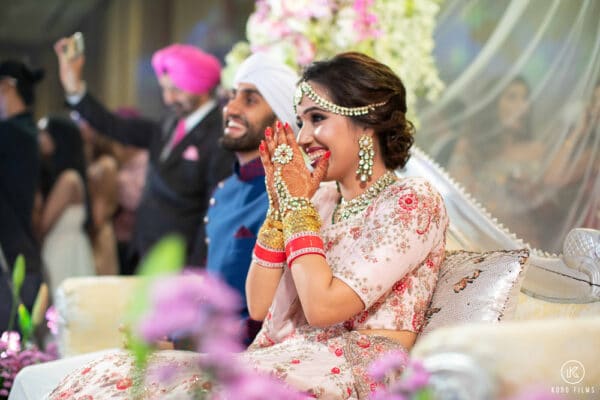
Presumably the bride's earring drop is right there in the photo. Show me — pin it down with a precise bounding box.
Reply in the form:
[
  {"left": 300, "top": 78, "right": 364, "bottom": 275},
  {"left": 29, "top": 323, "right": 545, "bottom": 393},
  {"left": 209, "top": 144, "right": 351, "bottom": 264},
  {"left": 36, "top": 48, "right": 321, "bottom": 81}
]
[{"left": 357, "top": 134, "right": 374, "bottom": 183}]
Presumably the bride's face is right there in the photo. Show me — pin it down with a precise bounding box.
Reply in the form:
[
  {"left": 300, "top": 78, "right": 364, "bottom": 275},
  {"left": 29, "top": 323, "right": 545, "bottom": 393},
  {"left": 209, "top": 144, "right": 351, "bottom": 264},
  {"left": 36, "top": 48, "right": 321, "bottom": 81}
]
[{"left": 295, "top": 82, "right": 365, "bottom": 183}]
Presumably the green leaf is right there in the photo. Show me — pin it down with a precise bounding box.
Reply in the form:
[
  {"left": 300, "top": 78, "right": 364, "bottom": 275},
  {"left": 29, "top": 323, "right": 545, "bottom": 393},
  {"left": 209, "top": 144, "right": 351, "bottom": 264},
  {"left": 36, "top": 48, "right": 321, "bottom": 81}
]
[
  {"left": 123, "top": 236, "right": 185, "bottom": 378},
  {"left": 31, "top": 283, "right": 49, "bottom": 328},
  {"left": 129, "top": 336, "right": 152, "bottom": 369},
  {"left": 7, "top": 254, "right": 26, "bottom": 332},
  {"left": 12, "top": 254, "right": 25, "bottom": 299},
  {"left": 137, "top": 235, "right": 185, "bottom": 277},
  {"left": 413, "top": 388, "right": 434, "bottom": 400},
  {"left": 126, "top": 235, "right": 185, "bottom": 321},
  {"left": 18, "top": 303, "right": 33, "bottom": 344},
  {"left": 126, "top": 336, "right": 152, "bottom": 398}
]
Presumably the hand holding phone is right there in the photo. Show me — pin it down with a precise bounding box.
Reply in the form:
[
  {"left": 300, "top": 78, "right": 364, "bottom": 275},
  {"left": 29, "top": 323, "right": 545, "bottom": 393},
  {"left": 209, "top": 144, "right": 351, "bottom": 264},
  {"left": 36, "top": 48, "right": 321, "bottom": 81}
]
[
  {"left": 54, "top": 33, "right": 86, "bottom": 95},
  {"left": 63, "top": 32, "right": 85, "bottom": 60}
]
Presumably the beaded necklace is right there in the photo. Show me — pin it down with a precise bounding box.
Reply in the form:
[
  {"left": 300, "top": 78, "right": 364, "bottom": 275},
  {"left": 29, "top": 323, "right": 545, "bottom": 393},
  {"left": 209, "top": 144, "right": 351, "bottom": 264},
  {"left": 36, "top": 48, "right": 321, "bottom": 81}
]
[{"left": 332, "top": 170, "right": 397, "bottom": 223}]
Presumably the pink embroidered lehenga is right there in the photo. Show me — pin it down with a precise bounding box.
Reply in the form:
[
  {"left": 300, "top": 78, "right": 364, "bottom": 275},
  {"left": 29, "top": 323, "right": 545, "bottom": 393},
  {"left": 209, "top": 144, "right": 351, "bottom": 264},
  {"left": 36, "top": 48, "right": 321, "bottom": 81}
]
[{"left": 48, "top": 176, "right": 447, "bottom": 400}]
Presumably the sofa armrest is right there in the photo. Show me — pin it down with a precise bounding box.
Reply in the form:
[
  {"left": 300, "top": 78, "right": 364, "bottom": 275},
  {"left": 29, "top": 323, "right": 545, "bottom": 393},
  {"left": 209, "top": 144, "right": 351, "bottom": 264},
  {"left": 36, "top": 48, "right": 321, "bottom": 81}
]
[
  {"left": 514, "top": 291, "right": 600, "bottom": 321},
  {"left": 412, "top": 317, "right": 600, "bottom": 397},
  {"left": 55, "top": 276, "right": 142, "bottom": 357}
]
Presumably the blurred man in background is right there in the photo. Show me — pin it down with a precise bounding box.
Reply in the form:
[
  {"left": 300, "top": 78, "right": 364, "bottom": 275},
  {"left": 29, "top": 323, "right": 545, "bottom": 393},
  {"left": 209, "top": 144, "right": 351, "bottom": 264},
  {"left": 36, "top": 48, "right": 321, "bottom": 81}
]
[{"left": 54, "top": 39, "right": 234, "bottom": 267}]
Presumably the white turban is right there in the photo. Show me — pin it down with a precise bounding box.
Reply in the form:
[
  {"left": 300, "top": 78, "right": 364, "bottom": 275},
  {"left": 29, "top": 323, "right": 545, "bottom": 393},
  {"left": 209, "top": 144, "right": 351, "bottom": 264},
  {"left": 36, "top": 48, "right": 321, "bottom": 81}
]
[{"left": 233, "top": 53, "right": 299, "bottom": 133}]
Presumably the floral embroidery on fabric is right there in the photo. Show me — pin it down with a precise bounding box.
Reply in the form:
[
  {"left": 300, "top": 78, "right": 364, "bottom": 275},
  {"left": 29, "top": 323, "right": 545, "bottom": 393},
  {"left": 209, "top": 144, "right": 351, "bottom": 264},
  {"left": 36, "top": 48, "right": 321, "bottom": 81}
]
[
  {"left": 317, "top": 178, "right": 448, "bottom": 331},
  {"left": 115, "top": 377, "right": 132, "bottom": 390},
  {"left": 398, "top": 192, "right": 418, "bottom": 211}
]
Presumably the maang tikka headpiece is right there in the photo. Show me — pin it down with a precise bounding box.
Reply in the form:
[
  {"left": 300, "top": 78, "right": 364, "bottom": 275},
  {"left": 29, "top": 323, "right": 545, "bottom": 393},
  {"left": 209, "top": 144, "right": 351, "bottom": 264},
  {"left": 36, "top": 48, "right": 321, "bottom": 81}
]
[{"left": 294, "top": 81, "right": 386, "bottom": 116}]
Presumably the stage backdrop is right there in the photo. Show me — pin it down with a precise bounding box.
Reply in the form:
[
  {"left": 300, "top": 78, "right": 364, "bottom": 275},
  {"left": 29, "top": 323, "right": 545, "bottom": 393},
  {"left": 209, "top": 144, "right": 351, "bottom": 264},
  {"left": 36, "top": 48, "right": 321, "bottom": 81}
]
[{"left": 227, "top": 0, "right": 600, "bottom": 253}]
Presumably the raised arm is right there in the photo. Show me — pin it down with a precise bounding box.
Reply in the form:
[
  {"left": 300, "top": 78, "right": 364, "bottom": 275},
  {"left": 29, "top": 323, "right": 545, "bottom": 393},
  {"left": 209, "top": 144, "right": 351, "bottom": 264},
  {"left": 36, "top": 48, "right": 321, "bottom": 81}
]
[
  {"left": 289, "top": 255, "right": 363, "bottom": 327},
  {"left": 54, "top": 37, "right": 160, "bottom": 148},
  {"left": 245, "top": 260, "right": 284, "bottom": 320},
  {"left": 289, "top": 193, "right": 447, "bottom": 328},
  {"left": 245, "top": 126, "right": 286, "bottom": 319}
]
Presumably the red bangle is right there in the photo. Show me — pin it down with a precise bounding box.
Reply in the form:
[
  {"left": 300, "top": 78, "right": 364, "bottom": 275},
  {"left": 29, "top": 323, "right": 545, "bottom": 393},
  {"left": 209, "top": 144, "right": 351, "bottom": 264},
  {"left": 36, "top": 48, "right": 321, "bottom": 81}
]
[
  {"left": 253, "top": 242, "right": 286, "bottom": 268},
  {"left": 285, "top": 234, "right": 325, "bottom": 267}
]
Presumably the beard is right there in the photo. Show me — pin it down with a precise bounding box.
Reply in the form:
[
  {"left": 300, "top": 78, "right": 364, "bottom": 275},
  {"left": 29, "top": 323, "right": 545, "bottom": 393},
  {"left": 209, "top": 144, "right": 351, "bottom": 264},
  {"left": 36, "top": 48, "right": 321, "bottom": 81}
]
[
  {"left": 170, "top": 96, "right": 202, "bottom": 119},
  {"left": 221, "top": 113, "right": 276, "bottom": 152}
]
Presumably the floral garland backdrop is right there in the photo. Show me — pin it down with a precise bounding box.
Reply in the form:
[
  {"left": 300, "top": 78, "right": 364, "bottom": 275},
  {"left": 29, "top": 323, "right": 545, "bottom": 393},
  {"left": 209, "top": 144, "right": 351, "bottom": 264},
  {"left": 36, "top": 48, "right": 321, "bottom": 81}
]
[{"left": 223, "top": 0, "right": 445, "bottom": 123}]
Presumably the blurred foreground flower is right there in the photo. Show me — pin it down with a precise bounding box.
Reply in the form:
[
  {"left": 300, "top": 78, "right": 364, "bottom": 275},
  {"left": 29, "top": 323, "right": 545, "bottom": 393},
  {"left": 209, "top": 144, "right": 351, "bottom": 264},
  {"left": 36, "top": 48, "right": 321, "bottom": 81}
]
[
  {"left": 0, "top": 333, "right": 57, "bottom": 398},
  {"left": 137, "top": 272, "right": 244, "bottom": 355},
  {"left": 45, "top": 306, "right": 58, "bottom": 336},
  {"left": 129, "top": 236, "right": 306, "bottom": 399},
  {"left": 135, "top": 272, "right": 305, "bottom": 399},
  {"left": 368, "top": 350, "right": 432, "bottom": 400},
  {"left": 0, "top": 256, "right": 57, "bottom": 399}
]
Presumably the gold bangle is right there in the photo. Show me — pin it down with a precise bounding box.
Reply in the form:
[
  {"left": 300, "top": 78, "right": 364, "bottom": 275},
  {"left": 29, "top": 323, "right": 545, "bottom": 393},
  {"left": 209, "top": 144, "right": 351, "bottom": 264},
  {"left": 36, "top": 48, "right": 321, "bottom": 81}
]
[
  {"left": 282, "top": 204, "right": 322, "bottom": 242},
  {"left": 257, "top": 217, "right": 284, "bottom": 251}
]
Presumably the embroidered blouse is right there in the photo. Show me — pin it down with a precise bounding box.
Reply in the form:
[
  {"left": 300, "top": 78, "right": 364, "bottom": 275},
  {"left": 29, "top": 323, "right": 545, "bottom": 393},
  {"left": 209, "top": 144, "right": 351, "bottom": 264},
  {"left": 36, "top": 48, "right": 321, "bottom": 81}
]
[{"left": 253, "top": 176, "right": 448, "bottom": 347}]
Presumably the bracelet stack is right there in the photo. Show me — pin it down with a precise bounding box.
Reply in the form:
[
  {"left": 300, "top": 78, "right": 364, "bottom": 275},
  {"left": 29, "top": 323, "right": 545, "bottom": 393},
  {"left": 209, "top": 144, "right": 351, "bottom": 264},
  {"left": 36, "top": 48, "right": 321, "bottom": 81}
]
[
  {"left": 282, "top": 203, "right": 325, "bottom": 267},
  {"left": 252, "top": 217, "right": 285, "bottom": 268},
  {"left": 266, "top": 142, "right": 327, "bottom": 268}
]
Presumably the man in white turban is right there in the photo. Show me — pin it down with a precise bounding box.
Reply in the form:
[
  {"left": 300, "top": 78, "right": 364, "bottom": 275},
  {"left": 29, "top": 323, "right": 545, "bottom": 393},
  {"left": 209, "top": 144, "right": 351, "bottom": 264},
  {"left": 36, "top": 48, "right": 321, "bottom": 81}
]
[{"left": 197, "top": 53, "right": 298, "bottom": 343}]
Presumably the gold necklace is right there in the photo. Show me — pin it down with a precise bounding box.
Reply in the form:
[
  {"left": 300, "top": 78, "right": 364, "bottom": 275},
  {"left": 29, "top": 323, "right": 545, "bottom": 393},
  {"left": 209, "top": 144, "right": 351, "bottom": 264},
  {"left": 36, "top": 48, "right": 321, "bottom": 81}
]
[{"left": 332, "top": 171, "right": 397, "bottom": 223}]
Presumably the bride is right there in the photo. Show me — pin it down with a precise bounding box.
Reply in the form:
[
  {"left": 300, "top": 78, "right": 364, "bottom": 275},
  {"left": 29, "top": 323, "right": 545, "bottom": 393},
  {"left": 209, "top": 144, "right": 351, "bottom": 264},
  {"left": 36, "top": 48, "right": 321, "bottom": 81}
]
[{"left": 45, "top": 52, "right": 448, "bottom": 400}]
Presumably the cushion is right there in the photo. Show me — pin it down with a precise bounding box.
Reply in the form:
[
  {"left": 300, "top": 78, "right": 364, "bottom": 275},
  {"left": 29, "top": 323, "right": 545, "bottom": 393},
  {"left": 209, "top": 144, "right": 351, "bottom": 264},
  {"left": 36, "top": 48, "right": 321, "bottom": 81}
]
[
  {"left": 420, "top": 249, "right": 529, "bottom": 336},
  {"left": 55, "top": 276, "right": 141, "bottom": 357}
]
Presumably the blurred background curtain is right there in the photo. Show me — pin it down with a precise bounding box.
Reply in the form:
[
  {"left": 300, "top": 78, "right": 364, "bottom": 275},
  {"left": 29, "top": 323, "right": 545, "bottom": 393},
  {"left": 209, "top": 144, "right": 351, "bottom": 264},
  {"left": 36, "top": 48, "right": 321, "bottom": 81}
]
[
  {"left": 416, "top": 0, "right": 600, "bottom": 253},
  {"left": 0, "top": 0, "right": 253, "bottom": 118}
]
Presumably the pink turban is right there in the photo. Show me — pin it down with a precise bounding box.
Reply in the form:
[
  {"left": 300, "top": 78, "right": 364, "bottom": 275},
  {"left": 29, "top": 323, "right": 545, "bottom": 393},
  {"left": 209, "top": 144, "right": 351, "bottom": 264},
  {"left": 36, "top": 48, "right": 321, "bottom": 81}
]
[{"left": 151, "top": 44, "right": 221, "bottom": 94}]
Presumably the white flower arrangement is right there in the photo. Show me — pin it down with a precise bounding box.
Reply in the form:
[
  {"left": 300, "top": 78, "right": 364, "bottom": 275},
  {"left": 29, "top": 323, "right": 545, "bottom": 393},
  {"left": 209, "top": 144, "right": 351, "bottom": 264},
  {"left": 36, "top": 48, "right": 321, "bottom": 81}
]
[{"left": 222, "top": 0, "right": 445, "bottom": 123}]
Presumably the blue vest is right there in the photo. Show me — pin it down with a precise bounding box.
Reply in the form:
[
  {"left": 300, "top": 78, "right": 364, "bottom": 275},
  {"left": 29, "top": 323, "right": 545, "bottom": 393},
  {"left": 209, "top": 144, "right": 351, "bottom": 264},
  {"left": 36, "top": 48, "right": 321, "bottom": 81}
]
[{"left": 205, "top": 158, "right": 268, "bottom": 318}]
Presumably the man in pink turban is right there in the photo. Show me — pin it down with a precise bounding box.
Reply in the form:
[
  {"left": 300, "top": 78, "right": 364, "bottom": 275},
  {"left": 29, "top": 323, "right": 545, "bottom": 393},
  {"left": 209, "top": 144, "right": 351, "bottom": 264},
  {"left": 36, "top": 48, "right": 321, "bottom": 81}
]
[
  {"left": 54, "top": 39, "right": 234, "bottom": 268},
  {"left": 151, "top": 44, "right": 221, "bottom": 108}
]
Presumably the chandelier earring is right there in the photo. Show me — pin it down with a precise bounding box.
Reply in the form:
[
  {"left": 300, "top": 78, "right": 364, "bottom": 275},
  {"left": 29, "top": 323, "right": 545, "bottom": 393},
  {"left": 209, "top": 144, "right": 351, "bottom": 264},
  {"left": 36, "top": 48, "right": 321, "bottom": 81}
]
[{"left": 356, "top": 134, "right": 374, "bottom": 183}]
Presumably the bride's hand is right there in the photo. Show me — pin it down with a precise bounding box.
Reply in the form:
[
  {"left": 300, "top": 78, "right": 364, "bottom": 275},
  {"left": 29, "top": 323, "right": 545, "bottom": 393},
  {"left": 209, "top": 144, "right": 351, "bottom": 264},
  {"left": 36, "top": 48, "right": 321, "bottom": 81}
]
[
  {"left": 263, "top": 121, "right": 329, "bottom": 201},
  {"left": 259, "top": 126, "right": 280, "bottom": 217}
]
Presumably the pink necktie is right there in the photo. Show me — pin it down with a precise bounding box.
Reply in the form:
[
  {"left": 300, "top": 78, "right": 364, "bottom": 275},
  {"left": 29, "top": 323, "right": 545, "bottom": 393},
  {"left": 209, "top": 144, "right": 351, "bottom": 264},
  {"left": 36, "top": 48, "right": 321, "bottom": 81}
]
[{"left": 171, "top": 119, "right": 186, "bottom": 148}]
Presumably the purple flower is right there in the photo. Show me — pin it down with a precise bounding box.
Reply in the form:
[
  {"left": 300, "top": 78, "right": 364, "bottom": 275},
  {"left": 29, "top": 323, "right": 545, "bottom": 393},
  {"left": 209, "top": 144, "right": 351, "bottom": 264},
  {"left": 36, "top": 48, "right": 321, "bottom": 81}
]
[
  {"left": 45, "top": 306, "right": 59, "bottom": 335},
  {"left": 391, "top": 360, "right": 430, "bottom": 392},
  {"left": 197, "top": 273, "right": 242, "bottom": 314},
  {"left": 136, "top": 272, "right": 242, "bottom": 342},
  {"left": 368, "top": 350, "right": 409, "bottom": 381},
  {"left": 134, "top": 270, "right": 307, "bottom": 399},
  {"left": 370, "top": 392, "right": 407, "bottom": 400},
  {"left": 0, "top": 336, "right": 57, "bottom": 398},
  {"left": 0, "top": 331, "right": 21, "bottom": 355},
  {"left": 200, "top": 332, "right": 244, "bottom": 356},
  {"left": 221, "top": 370, "right": 308, "bottom": 400},
  {"left": 369, "top": 352, "right": 432, "bottom": 400},
  {"left": 145, "top": 361, "right": 180, "bottom": 385}
]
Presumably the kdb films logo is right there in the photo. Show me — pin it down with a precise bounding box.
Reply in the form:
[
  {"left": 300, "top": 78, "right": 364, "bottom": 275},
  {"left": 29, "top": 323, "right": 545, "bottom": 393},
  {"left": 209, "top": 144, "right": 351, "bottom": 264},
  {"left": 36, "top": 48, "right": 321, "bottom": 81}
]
[
  {"left": 561, "top": 360, "right": 585, "bottom": 385},
  {"left": 552, "top": 360, "right": 595, "bottom": 396}
]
